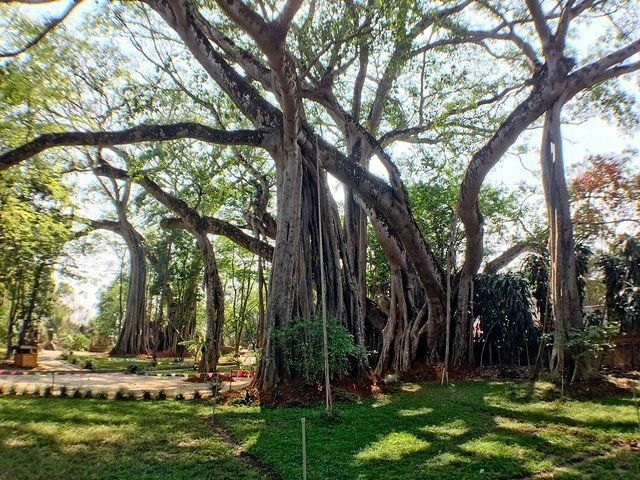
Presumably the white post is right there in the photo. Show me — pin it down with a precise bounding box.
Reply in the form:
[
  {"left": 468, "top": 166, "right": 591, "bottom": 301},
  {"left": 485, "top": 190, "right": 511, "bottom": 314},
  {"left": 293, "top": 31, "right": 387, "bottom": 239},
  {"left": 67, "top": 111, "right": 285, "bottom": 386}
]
[{"left": 301, "top": 417, "right": 307, "bottom": 480}]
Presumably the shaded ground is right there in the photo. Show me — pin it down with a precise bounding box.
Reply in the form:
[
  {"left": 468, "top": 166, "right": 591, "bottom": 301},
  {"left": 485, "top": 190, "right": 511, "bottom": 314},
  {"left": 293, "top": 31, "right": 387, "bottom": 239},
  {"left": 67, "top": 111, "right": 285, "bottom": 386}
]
[{"left": 0, "top": 397, "right": 268, "bottom": 480}]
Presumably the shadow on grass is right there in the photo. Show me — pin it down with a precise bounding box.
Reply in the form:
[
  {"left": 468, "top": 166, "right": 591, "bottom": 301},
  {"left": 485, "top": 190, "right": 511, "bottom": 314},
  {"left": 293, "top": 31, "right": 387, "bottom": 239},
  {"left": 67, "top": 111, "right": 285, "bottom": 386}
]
[
  {"left": 217, "top": 381, "right": 639, "bottom": 480},
  {"left": 0, "top": 397, "right": 266, "bottom": 480}
]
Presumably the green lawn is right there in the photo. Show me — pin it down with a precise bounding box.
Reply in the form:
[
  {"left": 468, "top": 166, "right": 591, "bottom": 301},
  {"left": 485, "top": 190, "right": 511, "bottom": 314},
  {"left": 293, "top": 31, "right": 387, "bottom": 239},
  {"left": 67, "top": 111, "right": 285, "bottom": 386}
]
[
  {"left": 72, "top": 356, "right": 194, "bottom": 372},
  {"left": 1, "top": 381, "right": 638, "bottom": 480},
  {"left": 0, "top": 397, "right": 266, "bottom": 480},
  {"left": 217, "top": 381, "right": 640, "bottom": 480},
  {"left": 66, "top": 355, "right": 243, "bottom": 375}
]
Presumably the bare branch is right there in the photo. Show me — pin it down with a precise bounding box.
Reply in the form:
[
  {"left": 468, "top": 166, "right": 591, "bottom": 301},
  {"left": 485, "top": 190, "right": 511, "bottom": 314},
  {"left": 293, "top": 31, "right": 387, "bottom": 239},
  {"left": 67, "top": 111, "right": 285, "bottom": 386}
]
[
  {"left": 0, "top": 0, "right": 82, "bottom": 58},
  {"left": 525, "top": 0, "right": 553, "bottom": 53},
  {"left": 482, "top": 241, "right": 543, "bottom": 275},
  {"left": 275, "top": 0, "right": 303, "bottom": 33},
  {"left": 162, "top": 217, "right": 274, "bottom": 260}
]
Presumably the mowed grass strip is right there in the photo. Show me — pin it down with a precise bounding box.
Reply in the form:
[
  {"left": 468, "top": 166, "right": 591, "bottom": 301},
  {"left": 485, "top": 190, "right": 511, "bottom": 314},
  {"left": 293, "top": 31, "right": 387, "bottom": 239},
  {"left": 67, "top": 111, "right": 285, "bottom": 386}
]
[
  {"left": 217, "top": 381, "right": 640, "bottom": 480},
  {"left": 0, "top": 397, "right": 266, "bottom": 480}
]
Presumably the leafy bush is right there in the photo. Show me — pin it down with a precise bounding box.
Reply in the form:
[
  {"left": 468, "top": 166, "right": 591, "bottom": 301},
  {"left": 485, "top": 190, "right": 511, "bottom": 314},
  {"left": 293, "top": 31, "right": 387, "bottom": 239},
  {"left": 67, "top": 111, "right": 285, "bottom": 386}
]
[
  {"left": 192, "top": 389, "right": 202, "bottom": 401},
  {"left": 156, "top": 389, "right": 167, "bottom": 400},
  {"left": 43, "top": 386, "right": 53, "bottom": 397},
  {"left": 271, "top": 317, "right": 365, "bottom": 385},
  {"left": 83, "top": 389, "right": 93, "bottom": 399},
  {"left": 566, "top": 321, "right": 619, "bottom": 362},
  {"left": 142, "top": 390, "right": 152, "bottom": 401},
  {"left": 115, "top": 387, "right": 131, "bottom": 400},
  {"left": 72, "top": 388, "right": 83, "bottom": 399},
  {"left": 83, "top": 360, "right": 93, "bottom": 370},
  {"left": 58, "top": 333, "right": 91, "bottom": 353},
  {"left": 96, "top": 390, "right": 108, "bottom": 400},
  {"left": 59, "top": 385, "right": 69, "bottom": 398},
  {"left": 8, "top": 385, "right": 17, "bottom": 396},
  {"left": 126, "top": 363, "right": 140, "bottom": 374},
  {"left": 175, "top": 391, "right": 185, "bottom": 401}
]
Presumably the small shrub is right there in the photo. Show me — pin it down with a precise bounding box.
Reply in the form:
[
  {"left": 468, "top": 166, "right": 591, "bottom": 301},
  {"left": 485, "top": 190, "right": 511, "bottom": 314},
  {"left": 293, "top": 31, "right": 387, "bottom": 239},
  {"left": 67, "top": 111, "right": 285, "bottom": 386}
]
[
  {"left": 83, "top": 389, "right": 93, "bottom": 399},
  {"left": 8, "top": 385, "right": 17, "bottom": 396},
  {"left": 566, "top": 321, "right": 619, "bottom": 362},
  {"left": 71, "top": 357, "right": 79, "bottom": 365},
  {"left": 83, "top": 360, "right": 93, "bottom": 370},
  {"left": 0, "top": 385, "right": 3, "bottom": 395},
  {"left": 126, "top": 363, "right": 140, "bottom": 374},
  {"left": 59, "top": 385, "right": 69, "bottom": 398},
  {"left": 43, "top": 386, "right": 54, "bottom": 397},
  {"left": 156, "top": 389, "right": 167, "bottom": 401},
  {"left": 72, "top": 388, "right": 83, "bottom": 399},
  {"left": 192, "top": 389, "right": 202, "bottom": 401},
  {"left": 115, "top": 387, "right": 131, "bottom": 401},
  {"left": 142, "top": 390, "right": 152, "bottom": 401},
  {"left": 175, "top": 391, "right": 185, "bottom": 401},
  {"left": 209, "top": 382, "right": 220, "bottom": 397},
  {"left": 58, "top": 332, "right": 91, "bottom": 353},
  {"left": 383, "top": 373, "right": 400, "bottom": 385},
  {"left": 96, "top": 390, "right": 108, "bottom": 400},
  {"left": 272, "top": 317, "right": 365, "bottom": 385},
  {"left": 32, "top": 386, "right": 41, "bottom": 397}
]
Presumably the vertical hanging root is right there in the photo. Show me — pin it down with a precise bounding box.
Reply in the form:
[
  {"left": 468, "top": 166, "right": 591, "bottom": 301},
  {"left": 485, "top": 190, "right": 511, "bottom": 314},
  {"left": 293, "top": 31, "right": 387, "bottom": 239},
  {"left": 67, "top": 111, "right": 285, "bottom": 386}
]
[{"left": 316, "top": 148, "right": 332, "bottom": 415}]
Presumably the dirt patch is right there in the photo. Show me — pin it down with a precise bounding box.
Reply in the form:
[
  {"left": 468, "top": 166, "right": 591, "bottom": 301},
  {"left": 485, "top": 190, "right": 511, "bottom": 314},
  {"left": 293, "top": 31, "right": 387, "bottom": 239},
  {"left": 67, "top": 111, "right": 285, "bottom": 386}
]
[
  {"left": 248, "top": 378, "right": 376, "bottom": 408},
  {"left": 397, "top": 363, "right": 477, "bottom": 382},
  {"left": 563, "top": 373, "right": 635, "bottom": 399}
]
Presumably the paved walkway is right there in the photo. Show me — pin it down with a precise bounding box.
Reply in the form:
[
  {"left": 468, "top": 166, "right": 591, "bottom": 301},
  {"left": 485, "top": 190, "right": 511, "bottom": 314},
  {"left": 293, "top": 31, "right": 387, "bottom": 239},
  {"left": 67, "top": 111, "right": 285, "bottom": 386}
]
[{"left": 0, "top": 350, "right": 251, "bottom": 397}]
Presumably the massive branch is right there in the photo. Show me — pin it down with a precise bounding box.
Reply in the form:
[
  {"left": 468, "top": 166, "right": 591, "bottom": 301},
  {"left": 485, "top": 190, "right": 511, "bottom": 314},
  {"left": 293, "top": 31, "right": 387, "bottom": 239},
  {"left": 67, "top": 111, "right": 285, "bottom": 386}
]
[
  {"left": 0, "top": 123, "right": 274, "bottom": 171},
  {"left": 161, "top": 216, "right": 274, "bottom": 260}
]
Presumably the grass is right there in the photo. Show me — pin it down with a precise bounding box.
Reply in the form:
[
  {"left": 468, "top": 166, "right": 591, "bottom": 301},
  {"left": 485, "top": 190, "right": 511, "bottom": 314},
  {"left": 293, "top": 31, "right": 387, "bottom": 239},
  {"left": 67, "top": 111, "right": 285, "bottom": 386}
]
[
  {"left": 77, "top": 356, "right": 193, "bottom": 372},
  {"left": 217, "top": 381, "right": 640, "bottom": 480},
  {"left": 66, "top": 355, "right": 245, "bottom": 374},
  {"left": 1, "top": 381, "right": 637, "bottom": 479},
  {"left": 0, "top": 396, "right": 266, "bottom": 480}
]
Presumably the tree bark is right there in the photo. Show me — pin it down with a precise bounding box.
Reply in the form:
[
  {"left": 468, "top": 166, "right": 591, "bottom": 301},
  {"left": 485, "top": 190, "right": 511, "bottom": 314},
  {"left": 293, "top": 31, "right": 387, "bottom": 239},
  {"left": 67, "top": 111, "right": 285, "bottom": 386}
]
[
  {"left": 111, "top": 223, "right": 149, "bottom": 355},
  {"left": 195, "top": 231, "right": 225, "bottom": 373},
  {"left": 540, "top": 101, "right": 584, "bottom": 381}
]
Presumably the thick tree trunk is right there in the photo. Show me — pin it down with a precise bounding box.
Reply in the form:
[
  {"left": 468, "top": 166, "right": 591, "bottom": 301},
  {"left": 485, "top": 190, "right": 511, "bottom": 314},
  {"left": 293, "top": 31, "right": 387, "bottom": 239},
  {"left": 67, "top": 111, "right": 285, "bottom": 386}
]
[
  {"left": 195, "top": 232, "right": 225, "bottom": 373},
  {"left": 540, "top": 102, "right": 584, "bottom": 381},
  {"left": 255, "top": 147, "right": 304, "bottom": 392},
  {"left": 17, "top": 262, "right": 45, "bottom": 348},
  {"left": 111, "top": 225, "right": 149, "bottom": 356}
]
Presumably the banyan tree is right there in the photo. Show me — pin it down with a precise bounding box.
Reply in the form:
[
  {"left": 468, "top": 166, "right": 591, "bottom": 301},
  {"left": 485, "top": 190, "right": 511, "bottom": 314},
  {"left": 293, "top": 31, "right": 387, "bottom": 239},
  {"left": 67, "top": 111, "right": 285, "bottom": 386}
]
[{"left": 1, "top": 0, "right": 639, "bottom": 392}]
